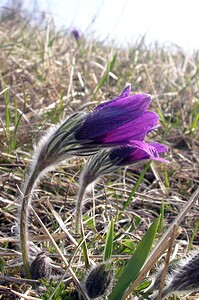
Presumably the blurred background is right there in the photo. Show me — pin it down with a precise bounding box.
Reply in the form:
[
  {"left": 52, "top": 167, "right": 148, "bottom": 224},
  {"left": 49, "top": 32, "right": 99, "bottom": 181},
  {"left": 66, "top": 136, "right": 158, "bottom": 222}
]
[{"left": 1, "top": 0, "right": 199, "bottom": 52}]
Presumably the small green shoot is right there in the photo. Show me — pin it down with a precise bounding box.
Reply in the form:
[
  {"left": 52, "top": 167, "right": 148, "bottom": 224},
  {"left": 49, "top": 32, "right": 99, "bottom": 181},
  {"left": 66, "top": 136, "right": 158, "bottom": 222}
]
[
  {"left": 2, "top": 84, "right": 11, "bottom": 150},
  {"left": 41, "top": 279, "right": 69, "bottom": 300},
  {"left": 103, "top": 217, "right": 114, "bottom": 261},
  {"left": 93, "top": 54, "right": 117, "bottom": 98},
  {"left": 11, "top": 93, "right": 26, "bottom": 150},
  {"left": 158, "top": 199, "right": 165, "bottom": 233},
  {"left": 188, "top": 220, "right": 199, "bottom": 251}
]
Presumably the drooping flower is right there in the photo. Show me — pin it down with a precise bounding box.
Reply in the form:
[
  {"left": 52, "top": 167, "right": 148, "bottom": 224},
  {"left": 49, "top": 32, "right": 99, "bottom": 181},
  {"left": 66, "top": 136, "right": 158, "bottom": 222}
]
[
  {"left": 74, "top": 88, "right": 168, "bottom": 233},
  {"left": 75, "top": 140, "right": 167, "bottom": 234},
  {"left": 21, "top": 85, "right": 156, "bottom": 277},
  {"left": 79, "top": 139, "right": 168, "bottom": 188},
  {"left": 74, "top": 85, "right": 152, "bottom": 143},
  {"left": 33, "top": 85, "right": 155, "bottom": 173},
  {"left": 109, "top": 141, "right": 168, "bottom": 165}
]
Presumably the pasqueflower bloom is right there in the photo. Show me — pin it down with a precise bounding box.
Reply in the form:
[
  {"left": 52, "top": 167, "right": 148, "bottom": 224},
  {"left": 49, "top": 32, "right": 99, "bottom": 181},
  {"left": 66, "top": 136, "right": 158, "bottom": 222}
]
[
  {"left": 75, "top": 137, "right": 167, "bottom": 234},
  {"left": 35, "top": 85, "right": 154, "bottom": 171},
  {"left": 74, "top": 85, "right": 153, "bottom": 144},
  {"left": 21, "top": 85, "right": 155, "bottom": 277},
  {"left": 79, "top": 141, "right": 168, "bottom": 188},
  {"left": 71, "top": 29, "right": 80, "bottom": 40}
]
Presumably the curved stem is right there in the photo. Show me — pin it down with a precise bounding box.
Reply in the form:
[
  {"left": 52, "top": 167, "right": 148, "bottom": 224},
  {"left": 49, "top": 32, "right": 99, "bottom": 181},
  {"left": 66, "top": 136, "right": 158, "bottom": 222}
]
[
  {"left": 20, "top": 169, "right": 39, "bottom": 279},
  {"left": 75, "top": 183, "right": 90, "bottom": 268},
  {"left": 75, "top": 184, "right": 87, "bottom": 235}
]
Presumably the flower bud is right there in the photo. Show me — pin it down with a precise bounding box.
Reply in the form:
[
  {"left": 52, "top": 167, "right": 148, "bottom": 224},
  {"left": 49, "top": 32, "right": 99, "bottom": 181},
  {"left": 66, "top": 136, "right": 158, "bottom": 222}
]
[
  {"left": 151, "top": 258, "right": 179, "bottom": 291},
  {"left": 151, "top": 251, "right": 199, "bottom": 300},
  {"left": 30, "top": 252, "right": 52, "bottom": 280},
  {"left": 82, "top": 262, "right": 114, "bottom": 299}
]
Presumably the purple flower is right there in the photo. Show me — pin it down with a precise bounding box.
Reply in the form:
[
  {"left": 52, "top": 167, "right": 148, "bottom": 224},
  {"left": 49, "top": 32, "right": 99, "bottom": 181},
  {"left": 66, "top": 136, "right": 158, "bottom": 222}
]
[
  {"left": 109, "top": 141, "right": 168, "bottom": 165},
  {"left": 74, "top": 86, "right": 155, "bottom": 145},
  {"left": 76, "top": 140, "right": 167, "bottom": 234},
  {"left": 71, "top": 29, "right": 80, "bottom": 40},
  {"left": 73, "top": 86, "right": 167, "bottom": 234},
  {"left": 100, "top": 111, "right": 159, "bottom": 144},
  {"left": 22, "top": 85, "right": 166, "bottom": 276},
  {"left": 79, "top": 142, "right": 168, "bottom": 187},
  {"left": 32, "top": 86, "right": 161, "bottom": 172},
  {"left": 42, "top": 86, "right": 157, "bottom": 161}
]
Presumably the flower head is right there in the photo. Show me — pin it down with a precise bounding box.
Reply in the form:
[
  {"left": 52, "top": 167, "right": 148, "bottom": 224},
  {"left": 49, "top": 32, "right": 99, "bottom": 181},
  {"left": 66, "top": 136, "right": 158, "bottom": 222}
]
[
  {"left": 32, "top": 86, "right": 156, "bottom": 174},
  {"left": 71, "top": 29, "right": 80, "bottom": 40},
  {"left": 80, "top": 141, "right": 168, "bottom": 188},
  {"left": 21, "top": 85, "right": 164, "bottom": 278},
  {"left": 109, "top": 141, "right": 168, "bottom": 165},
  {"left": 30, "top": 252, "right": 51, "bottom": 280},
  {"left": 75, "top": 85, "right": 152, "bottom": 143}
]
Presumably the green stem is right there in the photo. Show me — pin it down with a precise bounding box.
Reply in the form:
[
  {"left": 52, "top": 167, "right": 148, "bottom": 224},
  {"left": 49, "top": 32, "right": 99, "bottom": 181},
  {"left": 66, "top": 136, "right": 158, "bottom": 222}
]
[{"left": 20, "top": 169, "right": 39, "bottom": 279}]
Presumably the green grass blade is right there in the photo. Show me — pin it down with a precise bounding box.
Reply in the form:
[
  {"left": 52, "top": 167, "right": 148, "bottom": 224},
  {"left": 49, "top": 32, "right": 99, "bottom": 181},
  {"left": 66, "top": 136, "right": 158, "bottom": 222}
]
[
  {"left": 11, "top": 87, "right": 27, "bottom": 150},
  {"left": 122, "top": 161, "right": 151, "bottom": 211},
  {"left": 157, "top": 107, "right": 167, "bottom": 126},
  {"left": 188, "top": 220, "right": 199, "bottom": 251},
  {"left": 158, "top": 199, "right": 165, "bottom": 233},
  {"left": 190, "top": 110, "right": 199, "bottom": 130},
  {"left": 109, "top": 216, "right": 160, "bottom": 300},
  {"left": 4, "top": 86, "right": 11, "bottom": 146},
  {"left": 103, "top": 218, "right": 114, "bottom": 261},
  {"left": 93, "top": 54, "right": 117, "bottom": 98}
]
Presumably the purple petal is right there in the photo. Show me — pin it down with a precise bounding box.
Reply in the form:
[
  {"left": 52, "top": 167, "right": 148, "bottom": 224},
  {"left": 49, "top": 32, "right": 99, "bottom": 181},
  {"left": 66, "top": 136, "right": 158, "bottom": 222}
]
[
  {"left": 120, "top": 85, "right": 131, "bottom": 98},
  {"left": 95, "top": 85, "right": 131, "bottom": 110},
  {"left": 75, "top": 94, "right": 152, "bottom": 141},
  {"left": 128, "top": 140, "right": 168, "bottom": 163},
  {"left": 150, "top": 142, "right": 168, "bottom": 153},
  {"left": 102, "top": 111, "right": 159, "bottom": 144},
  {"left": 95, "top": 93, "right": 151, "bottom": 112},
  {"left": 109, "top": 146, "right": 137, "bottom": 163},
  {"left": 109, "top": 140, "right": 168, "bottom": 165}
]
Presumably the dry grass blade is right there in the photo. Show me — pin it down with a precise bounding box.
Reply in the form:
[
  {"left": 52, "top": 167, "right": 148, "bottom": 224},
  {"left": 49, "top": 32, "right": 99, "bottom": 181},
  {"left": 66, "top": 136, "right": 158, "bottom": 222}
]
[
  {"left": 121, "top": 186, "right": 199, "bottom": 299},
  {"left": 0, "top": 275, "right": 38, "bottom": 285},
  {"left": 46, "top": 200, "right": 78, "bottom": 246},
  {"left": 156, "top": 224, "right": 177, "bottom": 300},
  {"left": 150, "top": 162, "right": 167, "bottom": 195},
  {"left": 30, "top": 206, "right": 90, "bottom": 300},
  {"left": 0, "top": 285, "right": 41, "bottom": 300}
]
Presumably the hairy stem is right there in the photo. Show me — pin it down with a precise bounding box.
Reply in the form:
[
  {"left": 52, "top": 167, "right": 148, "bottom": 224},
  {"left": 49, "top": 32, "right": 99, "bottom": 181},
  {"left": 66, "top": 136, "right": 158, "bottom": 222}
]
[
  {"left": 20, "top": 169, "right": 39, "bottom": 279},
  {"left": 75, "top": 183, "right": 90, "bottom": 268},
  {"left": 75, "top": 183, "right": 87, "bottom": 235}
]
